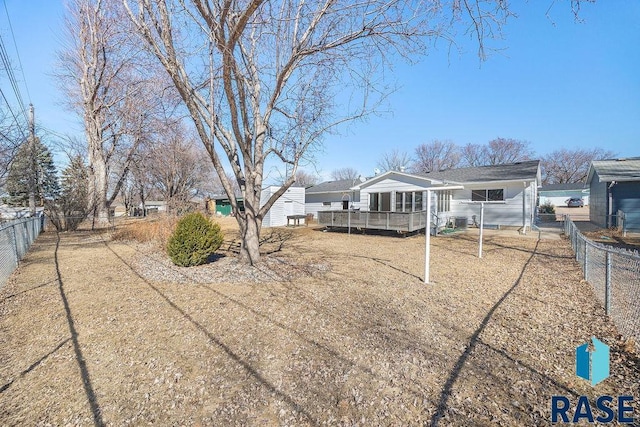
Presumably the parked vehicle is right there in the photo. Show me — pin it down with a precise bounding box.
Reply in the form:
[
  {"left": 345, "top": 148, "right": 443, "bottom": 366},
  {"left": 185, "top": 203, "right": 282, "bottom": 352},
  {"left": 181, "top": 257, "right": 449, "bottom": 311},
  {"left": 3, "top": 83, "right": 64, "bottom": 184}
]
[{"left": 566, "top": 197, "right": 584, "bottom": 207}]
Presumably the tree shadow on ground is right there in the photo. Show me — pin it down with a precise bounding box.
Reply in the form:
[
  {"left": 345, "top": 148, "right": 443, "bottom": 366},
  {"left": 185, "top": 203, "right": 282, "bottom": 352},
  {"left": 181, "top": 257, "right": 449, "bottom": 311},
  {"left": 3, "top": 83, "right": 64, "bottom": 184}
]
[
  {"left": 0, "top": 338, "right": 71, "bottom": 394},
  {"left": 102, "top": 240, "right": 321, "bottom": 426},
  {"left": 429, "top": 238, "right": 541, "bottom": 427},
  {"left": 222, "top": 228, "right": 296, "bottom": 255},
  {"left": 53, "top": 232, "right": 104, "bottom": 427}
]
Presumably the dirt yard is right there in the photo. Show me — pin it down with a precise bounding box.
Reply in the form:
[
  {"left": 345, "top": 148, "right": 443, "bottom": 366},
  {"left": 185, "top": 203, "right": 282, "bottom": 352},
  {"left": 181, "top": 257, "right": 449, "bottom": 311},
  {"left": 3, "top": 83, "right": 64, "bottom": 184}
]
[{"left": 0, "top": 218, "right": 638, "bottom": 426}]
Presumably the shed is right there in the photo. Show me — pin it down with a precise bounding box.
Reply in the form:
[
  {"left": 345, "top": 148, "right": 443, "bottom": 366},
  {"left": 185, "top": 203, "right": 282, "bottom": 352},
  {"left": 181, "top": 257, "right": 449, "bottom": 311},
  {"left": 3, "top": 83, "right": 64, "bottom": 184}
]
[
  {"left": 587, "top": 158, "right": 640, "bottom": 230},
  {"left": 261, "top": 186, "right": 306, "bottom": 227},
  {"left": 211, "top": 196, "right": 244, "bottom": 216}
]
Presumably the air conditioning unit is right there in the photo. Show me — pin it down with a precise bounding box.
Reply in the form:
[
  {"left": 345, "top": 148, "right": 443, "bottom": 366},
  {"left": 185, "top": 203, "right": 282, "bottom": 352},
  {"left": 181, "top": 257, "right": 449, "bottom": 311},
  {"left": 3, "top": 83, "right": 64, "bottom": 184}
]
[{"left": 454, "top": 217, "right": 468, "bottom": 229}]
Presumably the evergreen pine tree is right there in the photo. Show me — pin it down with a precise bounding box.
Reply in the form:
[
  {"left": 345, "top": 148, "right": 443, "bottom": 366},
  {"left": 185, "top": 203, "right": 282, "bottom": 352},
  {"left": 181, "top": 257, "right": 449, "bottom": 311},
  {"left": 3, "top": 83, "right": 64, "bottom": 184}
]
[
  {"left": 45, "top": 154, "right": 89, "bottom": 231},
  {"left": 6, "top": 138, "right": 60, "bottom": 206},
  {"left": 60, "top": 155, "right": 88, "bottom": 215}
]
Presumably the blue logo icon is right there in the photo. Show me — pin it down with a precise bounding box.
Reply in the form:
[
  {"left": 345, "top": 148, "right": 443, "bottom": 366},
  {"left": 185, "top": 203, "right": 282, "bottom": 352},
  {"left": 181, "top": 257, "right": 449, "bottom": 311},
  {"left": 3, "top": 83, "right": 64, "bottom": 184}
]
[{"left": 576, "top": 337, "right": 610, "bottom": 386}]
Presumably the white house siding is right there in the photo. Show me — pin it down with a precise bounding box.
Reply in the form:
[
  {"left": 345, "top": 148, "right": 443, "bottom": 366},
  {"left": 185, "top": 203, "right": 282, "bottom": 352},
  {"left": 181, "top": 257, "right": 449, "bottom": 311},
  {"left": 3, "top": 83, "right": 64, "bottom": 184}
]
[
  {"left": 448, "top": 182, "right": 536, "bottom": 228},
  {"left": 305, "top": 191, "right": 366, "bottom": 219},
  {"left": 260, "top": 186, "right": 305, "bottom": 227}
]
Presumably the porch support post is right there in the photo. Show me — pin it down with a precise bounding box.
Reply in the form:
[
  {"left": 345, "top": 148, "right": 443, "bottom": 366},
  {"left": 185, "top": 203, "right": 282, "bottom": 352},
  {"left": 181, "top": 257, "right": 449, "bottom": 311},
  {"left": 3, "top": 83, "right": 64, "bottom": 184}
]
[
  {"left": 424, "top": 190, "right": 432, "bottom": 284},
  {"left": 479, "top": 202, "right": 485, "bottom": 259}
]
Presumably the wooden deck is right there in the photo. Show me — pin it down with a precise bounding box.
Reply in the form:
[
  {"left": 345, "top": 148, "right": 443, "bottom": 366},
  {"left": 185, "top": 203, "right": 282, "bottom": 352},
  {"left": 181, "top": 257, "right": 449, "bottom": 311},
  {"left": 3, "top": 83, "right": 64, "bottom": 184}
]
[{"left": 317, "top": 210, "right": 428, "bottom": 232}]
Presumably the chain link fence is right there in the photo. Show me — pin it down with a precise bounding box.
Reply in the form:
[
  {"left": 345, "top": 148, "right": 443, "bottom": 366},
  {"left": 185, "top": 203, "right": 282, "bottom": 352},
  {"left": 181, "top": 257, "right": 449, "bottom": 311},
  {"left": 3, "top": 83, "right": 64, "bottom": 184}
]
[
  {"left": 0, "top": 215, "right": 45, "bottom": 287},
  {"left": 564, "top": 216, "right": 640, "bottom": 344}
]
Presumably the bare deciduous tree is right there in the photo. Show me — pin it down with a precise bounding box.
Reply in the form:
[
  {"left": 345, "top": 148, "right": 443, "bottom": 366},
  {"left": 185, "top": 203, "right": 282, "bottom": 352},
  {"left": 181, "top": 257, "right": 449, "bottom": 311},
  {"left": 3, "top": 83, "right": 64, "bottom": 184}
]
[
  {"left": 122, "top": 0, "right": 516, "bottom": 263},
  {"left": 331, "top": 167, "right": 360, "bottom": 181},
  {"left": 377, "top": 148, "right": 412, "bottom": 172},
  {"left": 58, "top": 0, "right": 159, "bottom": 227},
  {"left": 461, "top": 138, "right": 533, "bottom": 166},
  {"left": 541, "top": 147, "right": 616, "bottom": 185},
  {"left": 146, "top": 129, "right": 211, "bottom": 213},
  {"left": 293, "top": 170, "right": 319, "bottom": 187},
  {"left": 412, "top": 140, "right": 460, "bottom": 173},
  {"left": 0, "top": 108, "right": 24, "bottom": 186}
]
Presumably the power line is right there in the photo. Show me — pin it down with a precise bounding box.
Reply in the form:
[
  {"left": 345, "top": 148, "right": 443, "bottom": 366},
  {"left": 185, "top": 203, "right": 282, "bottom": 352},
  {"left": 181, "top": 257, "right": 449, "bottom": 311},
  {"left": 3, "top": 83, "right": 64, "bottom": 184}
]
[
  {"left": 0, "top": 86, "right": 27, "bottom": 141},
  {"left": 0, "top": 34, "right": 28, "bottom": 124},
  {"left": 2, "top": 0, "right": 31, "bottom": 104}
]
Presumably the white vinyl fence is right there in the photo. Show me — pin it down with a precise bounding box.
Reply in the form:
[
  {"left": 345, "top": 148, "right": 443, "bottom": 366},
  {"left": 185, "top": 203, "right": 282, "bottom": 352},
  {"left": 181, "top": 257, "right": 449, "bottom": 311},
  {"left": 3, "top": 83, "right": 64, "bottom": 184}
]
[{"left": 0, "top": 215, "right": 44, "bottom": 287}]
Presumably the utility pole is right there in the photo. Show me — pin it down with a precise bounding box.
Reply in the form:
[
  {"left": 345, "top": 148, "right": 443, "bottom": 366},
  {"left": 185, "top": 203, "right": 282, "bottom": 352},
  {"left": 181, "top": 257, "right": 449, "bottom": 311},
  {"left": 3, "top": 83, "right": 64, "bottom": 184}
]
[{"left": 28, "top": 104, "right": 36, "bottom": 216}]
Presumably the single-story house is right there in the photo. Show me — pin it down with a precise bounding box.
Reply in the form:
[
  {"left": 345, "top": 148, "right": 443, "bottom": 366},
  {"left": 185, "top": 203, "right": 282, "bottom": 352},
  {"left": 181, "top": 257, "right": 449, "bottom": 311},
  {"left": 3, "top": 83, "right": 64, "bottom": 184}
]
[
  {"left": 305, "top": 177, "right": 368, "bottom": 219},
  {"left": 260, "top": 186, "right": 305, "bottom": 227},
  {"left": 539, "top": 183, "right": 590, "bottom": 207},
  {"left": 309, "top": 160, "right": 541, "bottom": 232},
  {"left": 587, "top": 158, "right": 640, "bottom": 230}
]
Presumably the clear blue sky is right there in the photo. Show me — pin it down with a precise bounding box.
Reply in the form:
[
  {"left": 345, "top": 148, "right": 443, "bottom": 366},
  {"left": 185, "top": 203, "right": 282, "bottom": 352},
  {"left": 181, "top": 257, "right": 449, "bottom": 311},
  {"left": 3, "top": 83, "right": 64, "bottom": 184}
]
[{"left": 2, "top": 1, "right": 639, "bottom": 182}]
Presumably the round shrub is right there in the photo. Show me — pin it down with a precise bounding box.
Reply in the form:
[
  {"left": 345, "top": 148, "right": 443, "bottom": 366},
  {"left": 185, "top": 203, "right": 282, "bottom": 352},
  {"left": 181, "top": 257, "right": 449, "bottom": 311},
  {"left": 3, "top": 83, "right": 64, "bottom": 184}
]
[{"left": 167, "top": 212, "right": 224, "bottom": 267}]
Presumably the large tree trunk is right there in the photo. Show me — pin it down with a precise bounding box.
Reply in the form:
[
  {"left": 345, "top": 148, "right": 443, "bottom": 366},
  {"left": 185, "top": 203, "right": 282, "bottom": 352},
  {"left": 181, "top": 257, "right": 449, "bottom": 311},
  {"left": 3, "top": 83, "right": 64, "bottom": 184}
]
[
  {"left": 238, "top": 215, "right": 262, "bottom": 265},
  {"left": 237, "top": 193, "right": 262, "bottom": 265},
  {"left": 88, "top": 149, "right": 111, "bottom": 229}
]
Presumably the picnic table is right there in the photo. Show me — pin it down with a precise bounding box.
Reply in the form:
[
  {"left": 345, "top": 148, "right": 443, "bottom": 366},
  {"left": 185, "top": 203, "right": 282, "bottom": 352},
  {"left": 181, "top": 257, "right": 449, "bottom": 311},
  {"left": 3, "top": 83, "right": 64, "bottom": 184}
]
[{"left": 286, "top": 214, "right": 306, "bottom": 227}]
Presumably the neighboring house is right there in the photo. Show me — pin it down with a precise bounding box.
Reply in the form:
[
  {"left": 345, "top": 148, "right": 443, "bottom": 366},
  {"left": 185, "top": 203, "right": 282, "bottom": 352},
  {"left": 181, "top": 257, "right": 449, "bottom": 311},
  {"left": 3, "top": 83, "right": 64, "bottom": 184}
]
[
  {"left": 144, "top": 200, "right": 168, "bottom": 214},
  {"left": 260, "top": 186, "right": 305, "bottom": 227},
  {"left": 587, "top": 158, "right": 640, "bottom": 230},
  {"left": 539, "top": 183, "right": 590, "bottom": 207},
  {"left": 311, "top": 160, "right": 541, "bottom": 231},
  {"left": 305, "top": 178, "right": 368, "bottom": 219},
  {"left": 0, "top": 205, "right": 44, "bottom": 220}
]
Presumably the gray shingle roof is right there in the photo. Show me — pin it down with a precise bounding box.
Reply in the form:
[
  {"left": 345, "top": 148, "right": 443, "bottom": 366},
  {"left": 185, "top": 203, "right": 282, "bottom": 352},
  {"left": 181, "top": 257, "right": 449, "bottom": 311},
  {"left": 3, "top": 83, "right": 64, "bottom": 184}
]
[
  {"left": 419, "top": 160, "right": 540, "bottom": 183},
  {"left": 305, "top": 178, "right": 361, "bottom": 194},
  {"left": 589, "top": 158, "right": 640, "bottom": 182}
]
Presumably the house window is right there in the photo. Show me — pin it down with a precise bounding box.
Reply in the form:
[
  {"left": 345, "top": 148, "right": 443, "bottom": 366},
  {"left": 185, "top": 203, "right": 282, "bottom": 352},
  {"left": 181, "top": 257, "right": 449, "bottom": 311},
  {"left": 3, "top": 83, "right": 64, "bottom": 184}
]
[
  {"left": 370, "top": 193, "right": 379, "bottom": 211},
  {"left": 395, "top": 191, "right": 419, "bottom": 212},
  {"left": 404, "top": 192, "right": 413, "bottom": 212},
  {"left": 322, "top": 201, "right": 331, "bottom": 207},
  {"left": 471, "top": 189, "right": 504, "bottom": 202},
  {"left": 415, "top": 192, "right": 423, "bottom": 211},
  {"left": 370, "top": 192, "right": 391, "bottom": 211}
]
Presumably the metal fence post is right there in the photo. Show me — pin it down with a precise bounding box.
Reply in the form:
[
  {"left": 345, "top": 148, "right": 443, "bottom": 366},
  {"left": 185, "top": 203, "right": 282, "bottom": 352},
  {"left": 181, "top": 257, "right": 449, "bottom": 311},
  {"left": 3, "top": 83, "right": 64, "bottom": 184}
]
[
  {"left": 584, "top": 244, "right": 589, "bottom": 282},
  {"left": 583, "top": 240, "right": 588, "bottom": 275},
  {"left": 605, "top": 251, "right": 612, "bottom": 315},
  {"left": 10, "top": 225, "right": 19, "bottom": 270}
]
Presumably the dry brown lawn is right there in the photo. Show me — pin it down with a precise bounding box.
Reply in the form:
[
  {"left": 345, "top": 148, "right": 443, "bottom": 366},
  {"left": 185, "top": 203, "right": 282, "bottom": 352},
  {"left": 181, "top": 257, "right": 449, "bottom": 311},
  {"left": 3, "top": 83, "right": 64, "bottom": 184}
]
[{"left": 0, "top": 217, "right": 638, "bottom": 426}]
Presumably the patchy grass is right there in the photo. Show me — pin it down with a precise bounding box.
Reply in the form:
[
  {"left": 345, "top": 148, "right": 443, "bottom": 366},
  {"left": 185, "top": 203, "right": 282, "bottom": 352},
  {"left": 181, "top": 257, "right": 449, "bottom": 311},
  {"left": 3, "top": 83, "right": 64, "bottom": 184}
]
[{"left": 0, "top": 223, "right": 638, "bottom": 426}]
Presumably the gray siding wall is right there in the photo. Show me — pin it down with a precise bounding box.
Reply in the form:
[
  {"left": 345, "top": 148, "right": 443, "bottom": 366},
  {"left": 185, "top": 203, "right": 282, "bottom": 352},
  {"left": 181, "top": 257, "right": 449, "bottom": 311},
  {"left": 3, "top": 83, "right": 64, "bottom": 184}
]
[
  {"left": 589, "top": 172, "right": 608, "bottom": 228},
  {"left": 612, "top": 181, "right": 640, "bottom": 230},
  {"left": 305, "top": 191, "right": 364, "bottom": 218},
  {"left": 448, "top": 182, "right": 535, "bottom": 227}
]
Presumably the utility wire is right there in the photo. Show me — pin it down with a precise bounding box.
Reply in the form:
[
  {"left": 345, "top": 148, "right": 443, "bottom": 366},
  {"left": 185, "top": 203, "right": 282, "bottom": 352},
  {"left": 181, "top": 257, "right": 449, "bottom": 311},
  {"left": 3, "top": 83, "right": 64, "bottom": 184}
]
[
  {"left": 0, "top": 86, "right": 27, "bottom": 140},
  {"left": 0, "top": 34, "right": 28, "bottom": 124},
  {"left": 2, "top": 1, "right": 31, "bottom": 104}
]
